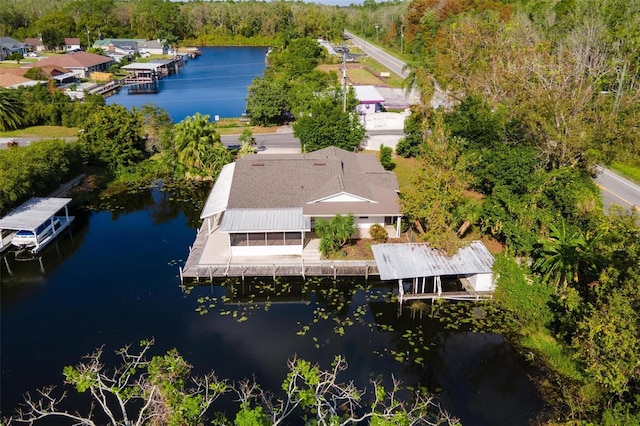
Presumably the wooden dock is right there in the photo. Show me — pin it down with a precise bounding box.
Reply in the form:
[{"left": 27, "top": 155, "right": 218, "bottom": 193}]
[
  {"left": 182, "top": 261, "right": 378, "bottom": 282},
  {"left": 180, "top": 225, "right": 378, "bottom": 282},
  {"left": 88, "top": 80, "right": 121, "bottom": 95}
]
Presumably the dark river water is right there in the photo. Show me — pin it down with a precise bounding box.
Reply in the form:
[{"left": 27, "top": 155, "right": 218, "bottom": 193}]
[
  {"left": 1, "top": 185, "right": 545, "bottom": 424},
  {"left": 105, "top": 46, "right": 267, "bottom": 122}
]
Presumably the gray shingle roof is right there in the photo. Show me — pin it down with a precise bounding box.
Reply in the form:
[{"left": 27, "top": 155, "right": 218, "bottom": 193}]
[{"left": 226, "top": 147, "right": 400, "bottom": 216}]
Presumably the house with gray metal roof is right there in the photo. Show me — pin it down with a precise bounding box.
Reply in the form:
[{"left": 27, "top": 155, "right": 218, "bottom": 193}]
[{"left": 200, "top": 146, "right": 402, "bottom": 257}]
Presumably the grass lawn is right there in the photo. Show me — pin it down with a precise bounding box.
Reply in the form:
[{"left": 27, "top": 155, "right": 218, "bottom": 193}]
[
  {"left": 317, "top": 61, "right": 402, "bottom": 88},
  {"left": 356, "top": 56, "right": 404, "bottom": 88},
  {"left": 0, "top": 126, "right": 79, "bottom": 138},
  {"left": 346, "top": 65, "right": 385, "bottom": 85},
  {"left": 391, "top": 155, "right": 418, "bottom": 192},
  {"left": 610, "top": 162, "right": 640, "bottom": 185},
  {"left": 216, "top": 124, "right": 281, "bottom": 135}
]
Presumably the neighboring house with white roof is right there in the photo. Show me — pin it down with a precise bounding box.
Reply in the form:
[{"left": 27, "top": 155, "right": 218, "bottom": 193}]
[
  {"left": 137, "top": 39, "right": 168, "bottom": 56},
  {"left": 29, "top": 51, "right": 114, "bottom": 78},
  {"left": 200, "top": 146, "right": 402, "bottom": 257},
  {"left": 354, "top": 85, "right": 385, "bottom": 115},
  {"left": 93, "top": 39, "right": 167, "bottom": 57},
  {"left": 93, "top": 39, "right": 144, "bottom": 56}
]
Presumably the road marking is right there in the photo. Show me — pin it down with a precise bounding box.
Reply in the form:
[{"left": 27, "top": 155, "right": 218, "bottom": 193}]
[
  {"left": 598, "top": 184, "right": 636, "bottom": 207},
  {"left": 600, "top": 168, "right": 640, "bottom": 191}
]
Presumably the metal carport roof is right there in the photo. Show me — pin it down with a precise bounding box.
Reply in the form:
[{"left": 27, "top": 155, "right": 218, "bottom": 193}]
[
  {"left": 372, "top": 241, "right": 494, "bottom": 281},
  {"left": 220, "top": 208, "right": 311, "bottom": 233},
  {"left": 0, "top": 197, "right": 71, "bottom": 231},
  {"left": 200, "top": 163, "right": 235, "bottom": 219}
]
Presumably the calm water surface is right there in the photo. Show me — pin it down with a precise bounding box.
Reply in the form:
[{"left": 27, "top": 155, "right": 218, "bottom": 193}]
[
  {"left": 1, "top": 185, "right": 545, "bottom": 424},
  {"left": 105, "top": 46, "right": 267, "bottom": 122}
]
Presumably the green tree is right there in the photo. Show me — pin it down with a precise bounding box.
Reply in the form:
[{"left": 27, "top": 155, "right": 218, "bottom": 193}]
[
  {"left": 136, "top": 104, "right": 173, "bottom": 153},
  {"left": 245, "top": 76, "right": 290, "bottom": 126},
  {"left": 78, "top": 105, "right": 146, "bottom": 172},
  {"left": 293, "top": 88, "right": 364, "bottom": 153},
  {"left": 233, "top": 355, "right": 458, "bottom": 425},
  {"left": 315, "top": 214, "right": 355, "bottom": 257},
  {"left": 24, "top": 67, "right": 49, "bottom": 81},
  {"left": 7, "top": 345, "right": 456, "bottom": 425},
  {"left": 400, "top": 113, "right": 469, "bottom": 254},
  {"left": 9, "top": 339, "right": 227, "bottom": 426},
  {"left": 378, "top": 144, "right": 395, "bottom": 170},
  {"left": 236, "top": 127, "right": 257, "bottom": 158},
  {"left": 571, "top": 287, "right": 640, "bottom": 399},
  {"left": 7, "top": 51, "right": 23, "bottom": 63},
  {"left": 36, "top": 11, "right": 75, "bottom": 50},
  {"left": 533, "top": 219, "right": 602, "bottom": 291},
  {"left": 396, "top": 105, "right": 427, "bottom": 158},
  {"left": 269, "top": 37, "right": 325, "bottom": 77},
  {"left": 0, "top": 89, "right": 25, "bottom": 131},
  {"left": 172, "top": 113, "right": 232, "bottom": 178},
  {"left": 0, "top": 138, "right": 84, "bottom": 215}
]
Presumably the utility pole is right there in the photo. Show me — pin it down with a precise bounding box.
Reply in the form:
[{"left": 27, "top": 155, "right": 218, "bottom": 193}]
[
  {"left": 400, "top": 24, "right": 404, "bottom": 54},
  {"left": 342, "top": 50, "right": 347, "bottom": 112},
  {"left": 375, "top": 25, "right": 379, "bottom": 44},
  {"left": 86, "top": 26, "right": 90, "bottom": 48}
]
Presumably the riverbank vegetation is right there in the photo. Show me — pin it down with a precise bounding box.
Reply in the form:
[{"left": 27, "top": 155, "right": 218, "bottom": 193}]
[
  {"left": 392, "top": 0, "right": 640, "bottom": 423},
  {"left": 4, "top": 339, "right": 458, "bottom": 426}
]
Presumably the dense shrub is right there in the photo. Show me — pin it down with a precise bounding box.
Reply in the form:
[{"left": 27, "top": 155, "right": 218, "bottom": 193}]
[{"left": 369, "top": 223, "right": 388, "bottom": 243}]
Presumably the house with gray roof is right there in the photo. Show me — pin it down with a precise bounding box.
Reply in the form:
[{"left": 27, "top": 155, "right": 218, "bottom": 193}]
[
  {"left": 200, "top": 146, "right": 402, "bottom": 257},
  {"left": 0, "top": 37, "right": 29, "bottom": 60}
]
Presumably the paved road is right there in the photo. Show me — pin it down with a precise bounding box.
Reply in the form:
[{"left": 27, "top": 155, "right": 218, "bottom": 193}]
[
  {"left": 344, "top": 30, "right": 408, "bottom": 79},
  {"left": 595, "top": 167, "right": 640, "bottom": 214},
  {"left": 221, "top": 128, "right": 300, "bottom": 151},
  {"left": 221, "top": 127, "right": 407, "bottom": 153}
]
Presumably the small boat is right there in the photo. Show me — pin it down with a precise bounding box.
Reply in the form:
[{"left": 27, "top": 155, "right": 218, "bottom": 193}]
[
  {"left": 0, "top": 197, "right": 74, "bottom": 254},
  {"left": 12, "top": 217, "right": 62, "bottom": 248}
]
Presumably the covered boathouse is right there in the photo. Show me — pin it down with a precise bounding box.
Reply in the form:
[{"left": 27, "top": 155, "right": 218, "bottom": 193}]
[
  {"left": 0, "top": 197, "right": 74, "bottom": 254},
  {"left": 372, "top": 241, "right": 496, "bottom": 303}
]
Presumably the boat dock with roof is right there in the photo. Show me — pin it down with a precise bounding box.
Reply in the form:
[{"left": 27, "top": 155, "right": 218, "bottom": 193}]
[
  {"left": 0, "top": 197, "right": 74, "bottom": 254},
  {"left": 372, "top": 241, "right": 496, "bottom": 303}
]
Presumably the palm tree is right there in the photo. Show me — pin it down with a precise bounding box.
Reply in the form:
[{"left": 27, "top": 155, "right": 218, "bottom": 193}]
[
  {"left": 0, "top": 90, "right": 25, "bottom": 131},
  {"left": 534, "top": 219, "right": 602, "bottom": 291},
  {"left": 402, "top": 58, "right": 433, "bottom": 107},
  {"left": 173, "top": 113, "right": 231, "bottom": 177},
  {"left": 315, "top": 214, "right": 355, "bottom": 257}
]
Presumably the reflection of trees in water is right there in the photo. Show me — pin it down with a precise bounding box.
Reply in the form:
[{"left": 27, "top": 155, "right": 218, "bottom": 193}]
[
  {"left": 98, "top": 181, "right": 210, "bottom": 228},
  {"left": 159, "top": 181, "right": 211, "bottom": 229}
]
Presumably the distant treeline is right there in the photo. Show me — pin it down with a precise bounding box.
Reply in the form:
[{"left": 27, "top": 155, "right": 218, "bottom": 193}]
[{"left": 0, "top": 0, "right": 353, "bottom": 48}]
